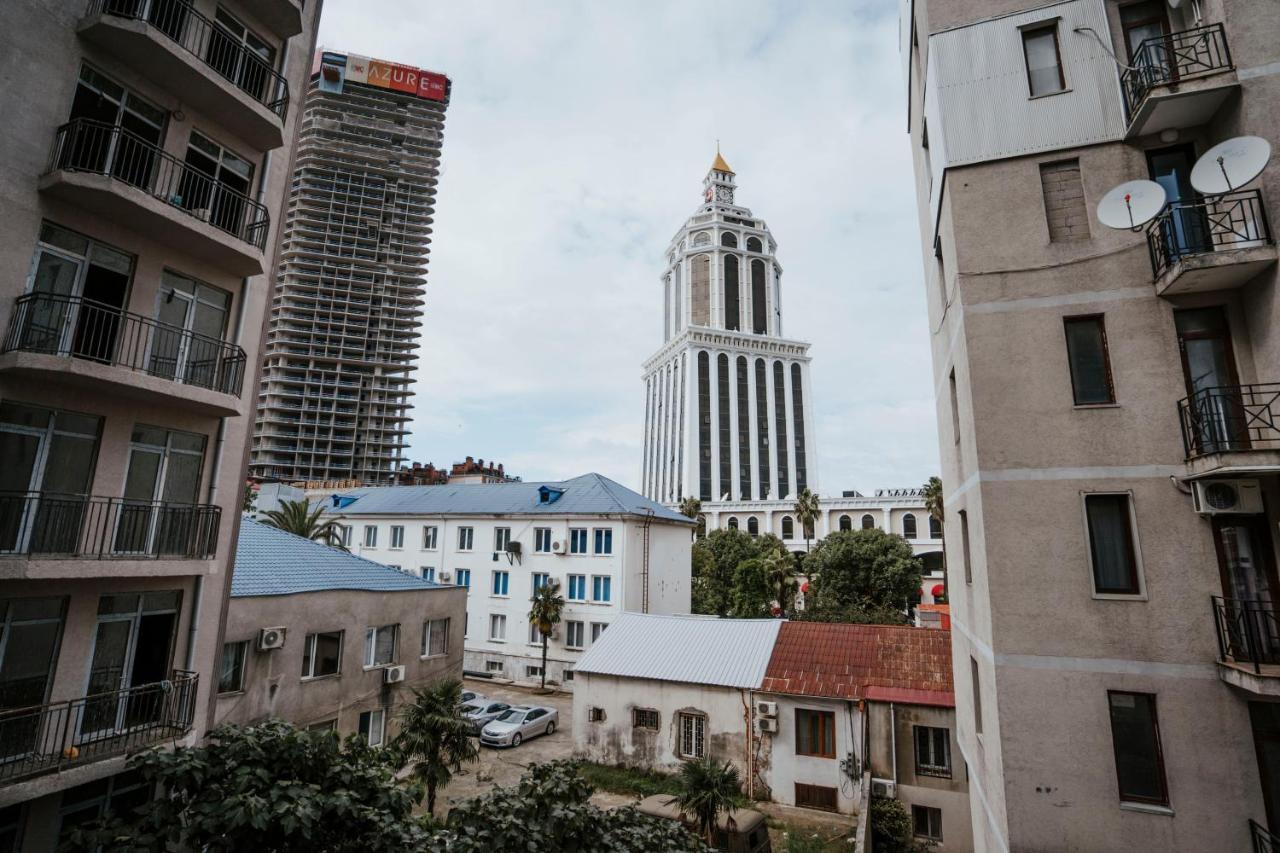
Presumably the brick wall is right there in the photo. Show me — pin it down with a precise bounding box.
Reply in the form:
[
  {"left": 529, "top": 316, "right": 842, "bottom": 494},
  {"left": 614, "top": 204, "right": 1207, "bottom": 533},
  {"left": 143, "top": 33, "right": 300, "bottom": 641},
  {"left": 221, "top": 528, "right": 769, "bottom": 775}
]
[{"left": 1039, "top": 159, "right": 1090, "bottom": 242}]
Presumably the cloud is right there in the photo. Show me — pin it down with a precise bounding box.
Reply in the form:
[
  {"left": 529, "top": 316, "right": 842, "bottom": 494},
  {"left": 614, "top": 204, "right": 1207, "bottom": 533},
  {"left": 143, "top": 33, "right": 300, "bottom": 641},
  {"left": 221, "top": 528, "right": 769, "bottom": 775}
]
[{"left": 315, "top": 0, "right": 940, "bottom": 492}]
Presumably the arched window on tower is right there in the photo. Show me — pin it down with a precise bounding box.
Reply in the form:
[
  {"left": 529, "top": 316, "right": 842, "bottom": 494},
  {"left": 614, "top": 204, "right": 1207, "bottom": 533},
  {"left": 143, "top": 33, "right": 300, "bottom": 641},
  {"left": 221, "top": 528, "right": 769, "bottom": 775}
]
[
  {"left": 839, "top": 514, "right": 852, "bottom": 531},
  {"left": 929, "top": 515, "right": 942, "bottom": 539},
  {"left": 861, "top": 514, "right": 875, "bottom": 530},
  {"left": 724, "top": 255, "right": 740, "bottom": 331},
  {"left": 747, "top": 517, "right": 759, "bottom": 536},
  {"left": 781, "top": 516, "right": 794, "bottom": 540},
  {"left": 691, "top": 255, "right": 711, "bottom": 326},
  {"left": 721, "top": 232, "right": 738, "bottom": 248},
  {"left": 727, "top": 516, "right": 738, "bottom": 530},
  {"left": 693, "top": 231, "right": 711, "bottom": 246},
  {"left": 751, "top": 259, "right": 767, "bottom": 334},
  {"left": 903, "top": 513, "right": 918, "bottom": 540},
  {"left": 747, "top": 236, "right": 763, "bottom": 253}
]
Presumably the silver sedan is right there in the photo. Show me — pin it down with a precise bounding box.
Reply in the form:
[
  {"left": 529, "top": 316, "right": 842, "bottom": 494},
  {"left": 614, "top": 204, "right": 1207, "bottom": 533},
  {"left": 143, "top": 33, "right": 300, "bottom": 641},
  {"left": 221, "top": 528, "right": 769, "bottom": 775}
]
[
  {"left": 479, "top": 705, "right": 558, "bottom": 748},
  {"left": 461, "top": 700, "right": 511, "bottom": 732}
]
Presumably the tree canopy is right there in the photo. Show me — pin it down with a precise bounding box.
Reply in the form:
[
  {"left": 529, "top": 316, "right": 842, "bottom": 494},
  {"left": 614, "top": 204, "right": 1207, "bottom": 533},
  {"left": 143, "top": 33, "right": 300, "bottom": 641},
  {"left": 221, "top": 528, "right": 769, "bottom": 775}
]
[
  {"left": 801, "top": 529, "right": 922, "bottom": 623},
  {"left": 258, "top": 499, "right": 346, "bottom": 550},
  {"left": 691, "top": 528, "right": 764, "bottom": 616}
]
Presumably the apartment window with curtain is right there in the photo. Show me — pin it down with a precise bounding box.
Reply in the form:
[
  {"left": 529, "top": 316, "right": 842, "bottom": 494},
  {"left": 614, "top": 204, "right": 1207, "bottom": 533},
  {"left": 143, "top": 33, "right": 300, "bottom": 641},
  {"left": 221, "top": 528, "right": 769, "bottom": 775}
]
[
  {"left": 422, "top": 525, "right": 437, "bottom": 549},
  {"left": 1022, "top": 22, "right": 1066, "bottom": 97},
  {"left": 567, "top": 575, "right": 586, "bottom": 601},
  {"left": 491, "top": 570, "right": 509, "bottom": 596},
  {"left": 421, "top": 618, "right": 449, "bottom": 657},
  {"left": 301, "top": 631, "right": 342, "bottom": 678},
  {"left": 1108, "top": 691, "right": 1168, "bottom": 806},
  {"left": 1064, "top": 316, "right": 1115, "bottom": 405},
  {"left": 593, "top": 528, "right": 612, "bottom": 555},
  {"left": 489, "top": 614, "right": 506, "bottom": 641},
  {"left": 358, "top": 709, "right": 385, "bottom": 746},
  {"left": 363, "top": 624, "right": 397, "bottom": 667},
  {"left": 795, "top": 709, "right": 836, "bottom": 758},
  {"left": 218, "top": 641, "right": 248, "bottom": 693},
  {"left": 914, "top": 726, "right": 952, "bottom": 778},
  {"left": 1085, "top": 493, "right": 1141, "bottom": 595}
]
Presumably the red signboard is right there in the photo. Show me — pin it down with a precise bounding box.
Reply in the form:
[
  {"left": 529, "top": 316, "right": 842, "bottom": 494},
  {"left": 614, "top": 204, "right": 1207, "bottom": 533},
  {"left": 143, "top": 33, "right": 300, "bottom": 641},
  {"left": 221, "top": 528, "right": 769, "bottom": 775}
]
[{"left": 417, "top": 71, "right": 448, "bottom": 102}]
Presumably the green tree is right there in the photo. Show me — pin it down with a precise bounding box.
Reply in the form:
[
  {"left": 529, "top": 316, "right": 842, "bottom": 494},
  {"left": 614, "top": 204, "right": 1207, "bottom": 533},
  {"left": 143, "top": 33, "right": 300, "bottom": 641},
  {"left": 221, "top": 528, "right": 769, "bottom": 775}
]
[
  {"left": 760, "top": 537, "right": 799, "bottom": 612},
  {"left": 803, "top": 529, "right": 922, "bottom": 622},
  {"left": 870, "top": 796, "right": 935, "bottom": 852},
  {"left": 242, "top": 480, "right": 258, "bottom": 513},
  {"left": 679, "top": 497, "right": 706, "bottom": 538},
  {"left": 729, "top": 558, "right": 773, "bottom": 618},
  {"left": 669, "top": 756, "right": 742, "bottom": 845},
  {"left": 259, "top": 498, "right": 347, "bottom": 550},
  {"left": 793, "top": 487, "right": 820, "bottom": 552},
  {"left": 922, "top": 475, "right": 946, "bottom": 601},
  {"left": 692, "top": 528, "right": 761, "bottom": 617},
  {"left": 690, "top": 541, "right": 719, "bottom": 615},
  {"left": 392, "top": 678, "right": 480, "bottom": 815},
  {"left": 528, "top": 579, "right": 566, "bottom": 690}
]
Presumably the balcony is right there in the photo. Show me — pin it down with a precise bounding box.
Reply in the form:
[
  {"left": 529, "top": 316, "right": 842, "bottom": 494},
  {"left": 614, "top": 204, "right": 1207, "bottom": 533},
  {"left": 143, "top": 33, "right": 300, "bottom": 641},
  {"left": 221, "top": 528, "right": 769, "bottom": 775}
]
[
  {"left": 1146, "top": 191, "right": 1276, "bottom": 295},
  {"left": 1179, "top": 384, "right": 1280, "bottom": 477},
  {"left": 1121, "top": 24, "right": 1239, "bottom": 138},
  {"left": 78, "top": 0, "right": 289, "bottom": 151},
  {"left": 0, "top": 294, "right": 246, "bottom": 417},
  {"left": 39, "top": 120, "right": 268, "bottom": 276},
  {"left": 0, "top": 670, "right": 197, "bottom": 787},
  {"left": 253, "top": 0, "right": 303, "bottom": 39},
  {"left": 1253, "top": 820, "right": 1279, "bottom": 853},
  {"left": 1212, "top": 597, "right": 1280, "bottom": 694}
]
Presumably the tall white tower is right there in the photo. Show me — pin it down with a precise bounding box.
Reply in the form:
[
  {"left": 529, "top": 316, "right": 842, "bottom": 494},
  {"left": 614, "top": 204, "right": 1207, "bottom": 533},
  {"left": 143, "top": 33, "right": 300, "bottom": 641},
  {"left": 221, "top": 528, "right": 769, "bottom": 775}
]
[{"left": 641, "top": 152, "right": 817, "bottom": 504}]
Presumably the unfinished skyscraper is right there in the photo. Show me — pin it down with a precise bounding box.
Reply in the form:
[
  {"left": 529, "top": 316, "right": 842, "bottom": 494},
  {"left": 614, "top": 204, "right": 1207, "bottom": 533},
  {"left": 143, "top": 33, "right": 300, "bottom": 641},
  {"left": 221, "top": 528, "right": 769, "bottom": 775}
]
[{"left": 251, "top": 51, "right": 449, "bottom": 484}]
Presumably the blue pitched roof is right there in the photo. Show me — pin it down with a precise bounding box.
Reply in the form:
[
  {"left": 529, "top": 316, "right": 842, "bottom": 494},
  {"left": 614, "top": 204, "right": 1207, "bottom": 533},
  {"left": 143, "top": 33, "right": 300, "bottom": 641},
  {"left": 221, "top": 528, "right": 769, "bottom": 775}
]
[
  {"left": 232, "top": 518, "right": 450, "bottom": 597},
  {"left": 325, "top": 473, "right": 692, "bottom": 524}
]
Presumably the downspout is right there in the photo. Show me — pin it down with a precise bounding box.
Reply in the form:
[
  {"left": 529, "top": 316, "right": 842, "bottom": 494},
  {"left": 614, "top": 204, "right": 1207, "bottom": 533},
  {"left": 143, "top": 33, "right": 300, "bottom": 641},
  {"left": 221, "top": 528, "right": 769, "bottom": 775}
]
[
  {"left": 742, "top": 689, "right": 754, "bottom": 799},
  {"left": 890, "top": 702, "right": 898, "bottom": 783}
]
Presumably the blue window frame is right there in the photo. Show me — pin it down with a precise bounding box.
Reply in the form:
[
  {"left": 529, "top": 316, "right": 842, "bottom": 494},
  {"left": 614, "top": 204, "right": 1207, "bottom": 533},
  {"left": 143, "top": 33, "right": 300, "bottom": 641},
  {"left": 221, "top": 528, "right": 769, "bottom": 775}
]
[
  {"left": 492, "top": 571, "right": 509, "bottom": 596},
  {"left": 534, "top": 528, "right": 552, "bottom": 552},
  {"left": 422, "top": 567, "right": 435, "bottom": 582},
  {"left": 570, "top": 528, "right": 588, "bottom": 554},
  {"left": 456, "top": 569, "right": 471, "bottom": 590},
  {"left": 533, "top": 572, "right": 549, "bottom": 592},
  {"left": 592, "top": 575, "right": 612, "bottom": 602},
  {"left": 594, "top": 528, "right": 613, "bottom": 555},
  {"left": 567, "top": 574, "right": 586, "bottom": 601}
]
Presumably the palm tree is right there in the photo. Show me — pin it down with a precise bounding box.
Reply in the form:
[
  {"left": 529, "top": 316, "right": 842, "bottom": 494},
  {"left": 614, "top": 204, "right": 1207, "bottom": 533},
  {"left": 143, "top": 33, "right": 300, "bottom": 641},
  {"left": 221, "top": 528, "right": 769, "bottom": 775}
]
[
  {"left": 392, "top": 678, "right": 480, "bottom": 815},
  {"left": 258, "top": 498, "right": 347, "bottom": 550},
  {"left": 922, "top": 475, "right": 946, "bottom": 599},
  {"left": 679, "top": 497, "right": 706, "bottom": 539},
  {"left": 762, "top": 541, "right": 798, "bottom": 612},
  {"left": 528, "top": 579, "right": 566, "bottom": 690},
  {"left": 794, "top": 487, "right": 820, "bottom": 552},
  {"left": 669, "top": 756, "right": 741, "bottom": 845}
]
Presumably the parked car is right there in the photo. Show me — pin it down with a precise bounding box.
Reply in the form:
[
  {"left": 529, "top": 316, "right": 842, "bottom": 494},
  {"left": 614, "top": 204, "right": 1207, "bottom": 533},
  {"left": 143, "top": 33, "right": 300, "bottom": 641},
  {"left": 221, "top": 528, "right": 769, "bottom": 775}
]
[
  {"left": 632, "top": 795, "right": 771, "bottom": 853},
  {"left": 461, "top": 700, "right": 511, "bottom": 732},
  {"left": 460, "top": 689, "right": 487, "bottom": 706},
  {"left": 479, "top": 705, "right": 558, "bottom": 747}
]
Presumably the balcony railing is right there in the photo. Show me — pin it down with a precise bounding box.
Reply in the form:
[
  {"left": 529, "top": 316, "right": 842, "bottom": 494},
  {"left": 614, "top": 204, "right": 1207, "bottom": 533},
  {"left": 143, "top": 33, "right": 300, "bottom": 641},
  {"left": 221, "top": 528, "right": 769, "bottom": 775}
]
[
  {"left": 1146, "top": 190, "right": 1272, "bottom": 281},
  {"left": 1212, "top": 597, "right": 1280, "bottom": 673},
  {"left": 0, "top": 670, "right": 197, "bottom": 786},
  {"left": 87, "top": 0, "right": 289, "bottom": 117},
  {"left": 3, "top": 293, "right": 246, "bottom": 396},
  {"left": 1254, "top": 820, "right": 1279, "bottom": 853},
  {"left": 0, "top": 492, "right": 220, "bottom": 560},
  {"left": 1179, "top": 383, "right": 1280, "bottom": 458},
  {"left": 1121, "top": 24, "right": 1233, "bottom": 118},
  {"left": 46, "top": 119, "right": 270, "bottom": 250}
]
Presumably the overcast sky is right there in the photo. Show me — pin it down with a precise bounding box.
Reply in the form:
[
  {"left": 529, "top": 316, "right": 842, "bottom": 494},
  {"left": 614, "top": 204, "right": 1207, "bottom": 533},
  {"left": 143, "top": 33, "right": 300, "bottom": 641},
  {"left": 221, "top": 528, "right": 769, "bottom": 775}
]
[{"left": 315, "top": 0, "right": 939, "bottom": 495}]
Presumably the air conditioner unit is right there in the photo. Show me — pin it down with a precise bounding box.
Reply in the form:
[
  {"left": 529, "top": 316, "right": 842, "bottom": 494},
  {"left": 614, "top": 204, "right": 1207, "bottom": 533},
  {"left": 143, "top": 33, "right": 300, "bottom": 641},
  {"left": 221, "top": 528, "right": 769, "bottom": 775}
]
[
  {"left": 755, "top": 700, "right": 778, "bottom": 718},
  {"left": 506, "top": 542, "right": 523, "bottom": 556},
  {"left": 551, "top": 540, "right": 567, "bottom": 555},
  {"left": 1193, "top": 479, "right": 1264, "bottom": 515},
  {"left": 757, "top": 717, "right": 778, "bottom": 734},
  {"left": 871, "top": 778, "right": 896, "bottom": 799},
  {"left": 438, "top": 570, "right": 452, "bottom": 582},
  {"left": 258, "top": 626, "right": 286, "bottom": 651},
  {"left": 383, "top": 664, "right": 406, "bottom": 684}
]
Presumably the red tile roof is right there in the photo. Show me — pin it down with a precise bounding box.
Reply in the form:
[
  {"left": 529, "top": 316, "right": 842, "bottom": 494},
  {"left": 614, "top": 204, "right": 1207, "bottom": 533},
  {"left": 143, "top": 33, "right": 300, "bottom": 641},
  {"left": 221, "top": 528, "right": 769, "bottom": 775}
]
[{"left": 760, "top": 622, "right": 955, "bottom": 708}]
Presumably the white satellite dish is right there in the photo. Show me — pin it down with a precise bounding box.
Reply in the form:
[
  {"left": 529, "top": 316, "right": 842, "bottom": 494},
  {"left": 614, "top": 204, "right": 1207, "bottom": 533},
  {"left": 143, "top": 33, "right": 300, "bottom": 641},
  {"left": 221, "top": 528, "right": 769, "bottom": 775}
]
[
  {"left": 1097, "top": 180, "right": 1167, "bottom": 230},
  {"left": 1191, "top": 136, "right": 1272, "bottom": 196}
]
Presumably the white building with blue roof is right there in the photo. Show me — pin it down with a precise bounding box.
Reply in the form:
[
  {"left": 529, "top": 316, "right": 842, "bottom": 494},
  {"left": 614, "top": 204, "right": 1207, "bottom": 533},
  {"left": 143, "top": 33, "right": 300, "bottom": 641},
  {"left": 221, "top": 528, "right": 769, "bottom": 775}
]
[{"left": 320, "top": 472, "right": 695, "bottom": 687}]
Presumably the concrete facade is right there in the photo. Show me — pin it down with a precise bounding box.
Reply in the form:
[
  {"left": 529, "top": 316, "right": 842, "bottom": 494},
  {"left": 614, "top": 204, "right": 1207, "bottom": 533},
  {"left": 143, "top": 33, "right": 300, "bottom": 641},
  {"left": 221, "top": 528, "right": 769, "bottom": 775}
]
[
  {"left": 0, "top": 0, "right": 319, "bottom": 849},
  {"left": 903, "top": 0, "right": 1280, "bottom": 850}
]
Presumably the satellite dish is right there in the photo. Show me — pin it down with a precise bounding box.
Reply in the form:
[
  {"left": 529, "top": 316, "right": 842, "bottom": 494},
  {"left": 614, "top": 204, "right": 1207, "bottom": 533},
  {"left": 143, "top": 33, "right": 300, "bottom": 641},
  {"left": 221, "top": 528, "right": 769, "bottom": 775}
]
[
  {"left": 1097, "top": 180, "right": 1167, "bottom": 230},
  {"left": 1191, "top": 136, "right": 1271, "bottom": 195}
]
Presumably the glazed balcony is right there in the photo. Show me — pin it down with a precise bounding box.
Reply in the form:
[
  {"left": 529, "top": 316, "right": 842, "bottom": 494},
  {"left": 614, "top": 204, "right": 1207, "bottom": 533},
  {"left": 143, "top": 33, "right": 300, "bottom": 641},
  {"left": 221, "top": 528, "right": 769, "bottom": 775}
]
[
  {"left": 1212, "top": 597, "right": 1280, "bottom": 695},
  {"left": 1121, "top": 24, "right": 1239, "bottom": 138},
  {"left": 78, "top": 0, "right": 289, "bottom": 150},
  {"left": 0, "top": 670, "right": 197, "bottom": 787},
  {"left": 39, "top": 120, "right": 268, "bottom": 276},
  {"left": 1179, "top": 383, "right": 1280, "bottom": 477},
  {"left": 0, "top": 293, "right": 246, "bottom": 417},
  {"left": 1146, "top": 191, "right": 1276, "bottom": 296}
]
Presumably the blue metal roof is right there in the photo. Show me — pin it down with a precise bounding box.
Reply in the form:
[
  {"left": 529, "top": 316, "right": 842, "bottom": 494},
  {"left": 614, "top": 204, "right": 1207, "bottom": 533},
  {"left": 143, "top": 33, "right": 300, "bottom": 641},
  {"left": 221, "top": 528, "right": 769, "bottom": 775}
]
[
  {"left": 324, "top": 473, "right": 693, "bottom": 524},
  {"left": 232, "top": 518, "right": 451, "bottom": 597}
]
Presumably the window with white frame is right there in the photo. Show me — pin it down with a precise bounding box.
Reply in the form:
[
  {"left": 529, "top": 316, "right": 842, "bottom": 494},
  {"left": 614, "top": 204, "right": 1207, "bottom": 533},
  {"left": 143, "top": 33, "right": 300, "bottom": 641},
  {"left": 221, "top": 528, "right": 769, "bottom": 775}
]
[
  {"left": 458, "top": 526, "right": 474, "bottom": 551},
  {"left": 678, "top": 713, "right": 706, "bottom": 758},
  {"left": 565, "top": 620, "right": 585, "bottom": 648},
  {"left": 569, "top": 528, "right": 588, "bottom": 554},
  {"left": 567, "top": 574, "right": 586, "bottom": 601},
  {"left": 218, "top": 641, "right": 248, "bottom": 693},
  {"left": 422, "top": 525, "right": 438, "bottom": 549},
  {"left": 591, "top": 576, "right": 612, "bottom": 603},
  {"left": 590, "top": 622, "right": 608, "bottom": 643},
  {"left": 532, "top": 572, "right": 549, "bottom": 593},
  {"left": 495, "top": 527, "right": 511, "bottom": 551},
  {"left": 529, "top": 621, "right": 542, "bottom": 644},
  {"left": 633, "top": 708, "right": 659, "bottom": 730},
  {"left": 485, "top": 660, "right": 504, "bottom": 673},
  {"left": 593, "top": 528, "right": 613, "bottom": 554},
  {"left": 492, "top": 570, "right": 509, "bottom": 596},
  {"left": 456, "top": 568, "right": 471, "bottom": 589},
  {"left": 526, "top": 665, "right": 543, "bottom": 678},
  {"left": 914, "top": 725, "right": 952, "bottom": 778},
  {"left": 364, "top": 624, "right": 397, "bottom": 667},
  {"left": 363, "top": 525, "right": 377, "bottom": 547},
  {"left": 340, "top": 525, "right": 352, "bottom": 547},
  {"left": 422, "top": 618, "right": 449, "bottom": 657},
  {"left": 1084, "top": 493, "right": 1142, "bottom": 596},
  {"left": 534, "top": 527, "right": 552, "bottom": 552},
  {"left": 489, "top": 614, "right": 507, "bottom": 641},
  {"left": 422, "top": 566, "right": 435, "bottom": 582},
  {"left": 302, "top": 631, "right": 342, "bottom": 678},
  {"left": 912, "top": 806, "right": 943, "bottom": 842},
  {"left": 390, "top": 525, "right": 404, "bottom": 548},
  {"left": 358, "top": 709, "right": 385, "bottom": 746}
]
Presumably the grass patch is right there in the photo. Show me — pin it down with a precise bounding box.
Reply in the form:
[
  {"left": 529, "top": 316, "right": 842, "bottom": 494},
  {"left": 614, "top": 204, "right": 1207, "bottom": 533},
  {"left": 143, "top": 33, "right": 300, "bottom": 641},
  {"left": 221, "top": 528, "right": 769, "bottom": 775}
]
[{"left": 578, "top": 762, "right": 684, "bottom": 799}]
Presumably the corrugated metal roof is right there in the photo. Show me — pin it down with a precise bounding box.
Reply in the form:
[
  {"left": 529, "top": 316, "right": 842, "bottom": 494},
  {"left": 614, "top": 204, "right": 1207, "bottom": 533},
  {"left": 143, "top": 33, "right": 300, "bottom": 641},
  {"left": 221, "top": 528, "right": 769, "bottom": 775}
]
[
  {"left": 573, "top": 613, "right": 781, "bottom": 688},
  {"left": 232, "top": 518, "right": 450, "bottom": 597},
  {"left": 325, "top": 472, "right": 692, "bottom": 524}
]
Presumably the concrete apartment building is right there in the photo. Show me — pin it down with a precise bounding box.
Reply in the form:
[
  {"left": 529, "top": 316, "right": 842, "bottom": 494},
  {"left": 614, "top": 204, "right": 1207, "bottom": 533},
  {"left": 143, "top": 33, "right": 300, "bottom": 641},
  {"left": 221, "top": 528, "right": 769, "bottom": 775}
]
[
  {"left": 322, "top": 474, "right": 695, "bottom": 687},
  {"left": 0, "top": 0, "right": 320, "bottom": 848},
  {"left": 902, "top": 0, "right": 1279, "bottom": 850},
  {"left": 216, "top": 519, "right": 465, "bottom": 743},
  {"left": 250, "top": 50, "right": 450, "bottom": 485}
]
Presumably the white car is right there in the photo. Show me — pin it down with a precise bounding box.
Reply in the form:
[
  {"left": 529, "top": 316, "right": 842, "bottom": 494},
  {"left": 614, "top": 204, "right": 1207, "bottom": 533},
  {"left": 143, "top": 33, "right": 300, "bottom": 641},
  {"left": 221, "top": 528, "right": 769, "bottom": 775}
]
[
  {"left": 461, "top": 700, "right": 511, "bottom": 732},
  {"left": 480, "top": 705, "right": 558, "bottom": 748},
  {"left": 459, "top": 689, "right": 487, "bottom": 706}
]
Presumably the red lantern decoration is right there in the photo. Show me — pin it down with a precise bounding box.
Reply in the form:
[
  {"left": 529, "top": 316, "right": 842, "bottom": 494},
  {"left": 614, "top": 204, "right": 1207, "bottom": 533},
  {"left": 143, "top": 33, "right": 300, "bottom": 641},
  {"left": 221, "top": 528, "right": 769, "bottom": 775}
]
[{"left": 931, "top": 584, "right": 946, "bottom": 598}]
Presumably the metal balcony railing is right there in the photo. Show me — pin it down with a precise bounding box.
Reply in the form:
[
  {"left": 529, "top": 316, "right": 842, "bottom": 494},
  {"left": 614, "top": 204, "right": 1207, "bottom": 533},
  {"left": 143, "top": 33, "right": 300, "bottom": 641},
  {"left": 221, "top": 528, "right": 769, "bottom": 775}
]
[
  {"left": 46, "top": 119, "right": 270, "bottom": 250},
  {"left": 1145, "top": 190, "right": 1272, "bottom": 280},
  {"left": 0, "top": 670, "right": 197, "bottom": 786},
  {"left": 1254, "top": 820, "right": 1280, "bottom": 853},
  {"left": 1179, "top": 383, "right": 1280, "bottom": 458},
  {"left": 3, "top": 293, "right": 246, "bottom": 396},
  {"left": 1121, "top": 24, "right": 1233, "bottom": 118},
  {"left": 1212, "top": 597, "right": 1280, "bottom": 674},
  {"left": 87, "top": 0, "right": 289, "bottom": 117},
  {"left": 0, "top": 492, "right": 220, "bottom": 559}
]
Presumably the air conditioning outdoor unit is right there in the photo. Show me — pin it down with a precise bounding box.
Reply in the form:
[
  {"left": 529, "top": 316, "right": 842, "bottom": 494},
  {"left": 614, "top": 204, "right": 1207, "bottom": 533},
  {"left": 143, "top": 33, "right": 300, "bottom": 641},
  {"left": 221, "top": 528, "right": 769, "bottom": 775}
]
[
  {"left": 871, "top": 778, "right": 896, "bottom": 799},
  {"left": 438, "top": 570, "right": 452, "bottom": 582},
  {"left": 551, "top": 540, "right": 567, "bottom": 555},
  {"left": 383, "top": 664, "right": 406, "bottom": 684},
  {"left": 258, "top": 626, "right": 286, "bottom": 651},
  {"left": 755, "top": 700, "right": 778, "bottom": 718},
  {"left": 1193, "top": 479, "right": 1264, "bottom": 515},
  {"left": 757, "top": 717, "right": 778, "bottom": 734}
]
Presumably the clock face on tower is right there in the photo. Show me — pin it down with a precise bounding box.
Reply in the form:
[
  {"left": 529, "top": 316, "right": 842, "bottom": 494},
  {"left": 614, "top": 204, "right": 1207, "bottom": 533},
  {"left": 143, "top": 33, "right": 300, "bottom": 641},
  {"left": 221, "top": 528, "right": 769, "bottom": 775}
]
[{"left": 715, "top": 185, "right": 733, "bottom": 203}]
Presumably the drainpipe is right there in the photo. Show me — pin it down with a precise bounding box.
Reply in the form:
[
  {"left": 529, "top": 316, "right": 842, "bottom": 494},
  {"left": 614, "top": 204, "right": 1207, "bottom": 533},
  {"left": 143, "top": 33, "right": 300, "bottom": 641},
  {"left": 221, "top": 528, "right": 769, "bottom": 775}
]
[
  {"left": 890, "top": 703, "right": 898, "bottom": 784},
  {"left": 742, "top": 689, "right": 754, "bottom": 799}
]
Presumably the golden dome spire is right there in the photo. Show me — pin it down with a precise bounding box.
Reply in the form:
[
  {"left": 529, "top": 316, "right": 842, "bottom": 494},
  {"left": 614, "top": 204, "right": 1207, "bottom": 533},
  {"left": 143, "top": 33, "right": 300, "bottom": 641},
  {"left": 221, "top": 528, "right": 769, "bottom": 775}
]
[{"left": 711, "top": 143, "right": 733, "bottom": 175}]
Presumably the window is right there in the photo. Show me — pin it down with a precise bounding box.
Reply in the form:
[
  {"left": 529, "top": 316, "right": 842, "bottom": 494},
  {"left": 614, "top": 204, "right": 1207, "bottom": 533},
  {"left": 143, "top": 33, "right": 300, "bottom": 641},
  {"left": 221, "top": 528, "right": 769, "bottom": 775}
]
[
  {"left": 724, "top": 255, "right": 741, "bottom": 331},
  {"left": 721, "top": 231, "right": 738, "bottom": 248},
  {"left": 302, "top": 631, "right": 343, "bottom": 678},
  {"left": 532, "top": 572, "right": 549, "bottom": 593},
  {"left": 492, "top": 570, "right": 510, "bottom": 596},
  {"left": 960, "top": 510, "right": 972, "bottom": 584},
  {"left": 861, "top": 514, "right": 875, "bottom": 530},
  {"left": 1041, "top": 159, "right": 1090, "bottom": 242},
  {"left": 387, "top": 565, "right": 401, "bottom": 573},
  {"left": 594, "top": 528, "right": 613, "bottom": 554},
  {"left": 567, "top": 575, "right": 586, "bottom": 601},
  {"left": 591, "top": 576, "right": 612, "bottom": 603},
  {"left": 218, "top": 641, "right": 247, "bottom": 693},
  {"left": 489, "top": 614, "right": 507, "bottom": 641},
  {"left": 914, "top": 726, "right": 952, "bottom": 778},
  {"left": 679, "top": 713, "right": 706, "bottom": 758},
  {"left": 781, "top": 516, "right": 794, "bottom": 540},
  {"left": 485, "top": 660, "right": 504, "bottom": 673},
  {"left": 422, "top": 525, "right": 438, "bottom": 549},
  {"left": 949, "top": 369, "right": 960, "bottom": 445},
  {"left": 340, "top": 525, "right": 352, "bottom": 547},
  {"left": 389, "top": 526, "right": 404, "bottom": 549},
  {"left": 1085, "top": 493, "right": 1141, "bottom": 595},
  {"left": 752, "top": 259, "right": 768, "bottom": 334},
  {"left": 1022, "top": 22, "right": 1065, "bottom": 97},
  {"left": 456, "top": 568, "right": 471, "bottom": 589},
  {"left": 534, "top": 527, "right": 552, "bottom": 553},
  {"left": 791, "top": 363, "right": 808, "bottom": 493},
  {"left": 971, "top": 657, "right": 983, "bottom": 735},
  {"left": 590, "top": 622, "right": 608, "bottom": 643},
  {"left": 358, "top": 709, "right": 385, "bottom": 746},
  {"left": 363, "top": 525, "right": 377, "bottom": 548},
  {"left": 564, "top": 669, "right": 575, "bottom": 682},
  {"left": 457, "top": 526, "right": 474, "bottom": 551},
  {"left": 308, "top": 719, "right": 337, "bottom": 733},
  {"left": 495, "top": 527, "right": 511, "bottom": 551},
  {"left": 57, "top": 769, "right": 152, "bottom": 844},
  {"left": 1108, "top": 691, "right": 1168, "bottom": 805},
  {"left": 839, "top": 515, "right": 852, "bottom": 532},
  {"left": 1064, "top": 316, "right": 1115, "bottom": 405},
  {"left": 747, "top": 517, "right": 759, "bottom": 535},
  {"left": 913, "top": 805, "right": 943, "bottom": 841},
  {"left": 633, "top": 708, "right": 660, "bottom": 730},
  {"left": 747, "top": 236, "right": 763, "bottom": 253},
  {"left": 795, "top": 783, "right": 839, "bottom": 812},
  {"left": 364, "top": 624, "right": 397, "bottom": 667},
  {"left": 570, "top": 528, "right": 588, "bottom": 554},
  {"left": 422, "top": 566, "right": 436, "bottom": 582},
  {"left": 565, "top": 620, "right": 585, "bottom": 648},
  {"left": 796, "top": 709, "right": 836, "bottom": 758},
  {"left": 929, "top": 516, "right": 942, "bottom": 538},
  {"left": 526, "top": 665, "right": 543, "bottom": 678},
  {"left": 719, "top": 355, "right": 731, "bottom": 493},
  {"left": 902, "top": 513, "right": 918, "bottom": 539},
  {"left": 588, "top": 706, "right": 606, "bottom": 722},
  {"left": 699, "top": 351, "right": 712, "bottom": 500},
  {"left": 727, "top": 517, "right": 739, "bottom": 530},
  {"left": 422, "top": 618, "right": 449, "bottom": 657},
  {"left": 182, "top": 131, "right": 255, "bottom": 234}
]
